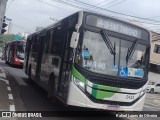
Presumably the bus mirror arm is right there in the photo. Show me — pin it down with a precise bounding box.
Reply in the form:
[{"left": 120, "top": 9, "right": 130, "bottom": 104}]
[{"left": 70, "top": 32, "right": 79, "bottom": 49}]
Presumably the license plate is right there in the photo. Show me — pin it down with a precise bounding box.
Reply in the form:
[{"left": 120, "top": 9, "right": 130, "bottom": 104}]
[{"left": 107, "top": 105, "right": 120, "bottom": 111}]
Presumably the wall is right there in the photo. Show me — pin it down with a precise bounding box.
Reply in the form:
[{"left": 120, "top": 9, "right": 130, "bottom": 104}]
[{"left": 150, "top": 32, "right": 160, "bottom": 65}]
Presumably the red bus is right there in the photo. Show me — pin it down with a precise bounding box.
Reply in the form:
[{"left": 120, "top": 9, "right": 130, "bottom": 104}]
[{"left": 4, "top": 40, "right": 26, "bottom": 66}]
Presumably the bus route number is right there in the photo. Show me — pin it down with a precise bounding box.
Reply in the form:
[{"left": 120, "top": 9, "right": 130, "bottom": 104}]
[
  {"left": 93, "top": 62, "right": 106, "bottom": 71},
  {"left": 126, "top": 95, "right": 134, "bottom": 100}
]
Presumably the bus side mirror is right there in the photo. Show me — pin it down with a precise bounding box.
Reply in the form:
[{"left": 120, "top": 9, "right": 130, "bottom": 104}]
[{"left": 70, "top": 32, "right": 79, "bottom": 49}]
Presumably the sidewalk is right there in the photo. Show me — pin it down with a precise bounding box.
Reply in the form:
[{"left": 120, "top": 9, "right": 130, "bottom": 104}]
[
  {"left": 0, "top": 67, "right": 29, "bottom": 120},
  {"left": 0, "top": 67, "right": 15, "bottom": 111}
]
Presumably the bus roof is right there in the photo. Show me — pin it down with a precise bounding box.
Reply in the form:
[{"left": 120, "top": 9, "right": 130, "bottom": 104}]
[{"left": 28, "top": 11, "right": 150, "bottom": 38}]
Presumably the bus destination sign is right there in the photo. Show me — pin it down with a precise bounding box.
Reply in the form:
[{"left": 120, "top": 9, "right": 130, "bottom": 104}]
[
  {"left": 86, "top": 15, "right": 143, "bottom": 39},
  {"left": 96, "top": 18, "right": 141, "bottom": 38}
]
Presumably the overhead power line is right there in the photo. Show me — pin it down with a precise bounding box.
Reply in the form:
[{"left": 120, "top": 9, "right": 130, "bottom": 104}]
[
  {"left": 6, "top": 0, "right": 14, "bottom": 11},
  {"left": 37, "top": 0, "right": 60, "bottom": 9},
  {"left": 89, "top": 0, "right": 108, "bottom": 10},
  {"left": 35, "top": 0, "right": 160, "bottom": 31},
  {"left": 54, "top": 0, "right": 160, "bottom": 23},
  {"left": 37, "top": 0, "right": 77, "bottom": 15},
  {"left": 94, "top": 0, "right": 109, "bottom": 6},
  {"left": 106, "top": 0, "right": 128, "bottom": 8},
  {"left": 12, "top": 23, "right": 34, "bottom": 33},
  {"left": 86, "top": 0, "right": 109, "bottom": 10},
  {"left": 100, "top": 0, "right": 120, "bottom": 7}
]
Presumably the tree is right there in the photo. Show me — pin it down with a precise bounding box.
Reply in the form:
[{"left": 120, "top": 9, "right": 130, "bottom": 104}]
[{"left": 0, "top": 34, "right": 15, "bottom": 47}]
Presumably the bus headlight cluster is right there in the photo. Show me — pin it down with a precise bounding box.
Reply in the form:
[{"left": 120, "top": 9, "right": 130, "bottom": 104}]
[{"left": 73, "top": 77, "right": 85, "bottom": 90}]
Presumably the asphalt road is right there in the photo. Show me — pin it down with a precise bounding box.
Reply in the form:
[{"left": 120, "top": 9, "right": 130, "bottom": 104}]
[
  {"left": 143, "top": 93, "right": 160, "bottom": 111},
  {"left": 0, "top": 60, "right": 160, "bottom": 120},
  {"left": 0, "top": 61, "right": 124, "bottom": 120}
]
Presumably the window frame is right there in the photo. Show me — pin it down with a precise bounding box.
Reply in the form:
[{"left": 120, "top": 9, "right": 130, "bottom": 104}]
[{"left": 154, "top": 44, "right": 160, "bottom": 54}]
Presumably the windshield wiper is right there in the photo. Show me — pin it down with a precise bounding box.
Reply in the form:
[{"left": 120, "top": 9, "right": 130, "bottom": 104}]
[
  {"left": 126, "top": 39, "right": 139, "bottom": 65},
  {"left": 100, "top": 30, "right": 116, "bottom": 55}
]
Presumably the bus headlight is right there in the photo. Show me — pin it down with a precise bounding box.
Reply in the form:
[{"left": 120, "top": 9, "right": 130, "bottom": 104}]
[{"left": 73, "top": 77, "right": 85, "bottom": 90}]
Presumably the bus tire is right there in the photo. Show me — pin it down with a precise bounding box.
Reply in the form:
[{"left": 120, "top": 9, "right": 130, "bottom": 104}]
[{"left": 47, "top": 74, "right": 57, "bottom": 103}]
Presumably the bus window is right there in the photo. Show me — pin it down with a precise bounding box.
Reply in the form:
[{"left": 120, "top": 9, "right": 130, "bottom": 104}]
[
  {"left": 45, "top": 30, "right": 52, "bottom": 53},
  {"left": 50, "top": 26, "right": 63, "bottom": 55},
  {"left": 16, "top": 44, "right": 25, "bottom": 60}
]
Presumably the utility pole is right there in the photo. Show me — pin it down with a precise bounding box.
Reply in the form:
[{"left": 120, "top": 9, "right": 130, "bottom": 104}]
[
  {"left": 7, "top": 21, "right": 12, "bottom": 34},
  {"left": 0, "top": 0, "right": 8, "bottom": 34}
]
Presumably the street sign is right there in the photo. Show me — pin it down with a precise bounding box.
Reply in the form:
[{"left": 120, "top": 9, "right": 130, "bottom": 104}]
[{"left": 14, "top": 35, "right": 22, "bottom": 40}]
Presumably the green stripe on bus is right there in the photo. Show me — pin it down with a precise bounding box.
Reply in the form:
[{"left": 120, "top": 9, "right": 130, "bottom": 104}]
[
  {"left": 71, "top": 66, "right": 85, "bottom": 83},
  {"left": 92, "top": 84, "right": 98, "bottom": 97},
  {"left": 91, "top": 83, "right": 119, "bottom": 99},
  {"left": 92, "top": 83, "right": 119, "bottom": 92},
  {"left": 92, "top": 89, "right": 115, "bottom": 99}
]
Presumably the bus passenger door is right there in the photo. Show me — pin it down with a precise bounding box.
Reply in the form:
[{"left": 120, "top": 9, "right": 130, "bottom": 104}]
[
  {"left": 30, "top": 35, "right": 39, "bottom": 80},
  {"left": 58, "top": 29, "right": 73, "bottom": 101},
  {"left": 40, "top": 29, "right": 52, "bottom": 89},
  {"left": 35, "top": 33, "right": 46, "bottom": 83}
]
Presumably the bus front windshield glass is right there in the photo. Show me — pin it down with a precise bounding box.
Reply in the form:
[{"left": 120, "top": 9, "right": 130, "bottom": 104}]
[
  {"left": 75, "top": 30, "right": 148, "bottom": 78},
  {"left": 16, "top": 42, "right": 25, "bottom": 60}
]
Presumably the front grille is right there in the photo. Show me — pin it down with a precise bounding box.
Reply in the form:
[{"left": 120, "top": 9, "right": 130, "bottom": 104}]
[
  {"left": 85, "top": 91, "right": 145, "bottom": 106},
  {"left": 88, "top": 77, "right": 143, "bottom": 89}
]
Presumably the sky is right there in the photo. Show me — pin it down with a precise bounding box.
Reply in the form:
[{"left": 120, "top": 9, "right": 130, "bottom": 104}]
[{"left": 4, "top": 0, "right": 160, "bottom": 34}]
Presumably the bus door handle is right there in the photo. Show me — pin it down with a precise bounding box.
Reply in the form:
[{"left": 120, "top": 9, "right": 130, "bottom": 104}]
[{"left": 52, "top": 58, "right": 59, "bottom": 67}]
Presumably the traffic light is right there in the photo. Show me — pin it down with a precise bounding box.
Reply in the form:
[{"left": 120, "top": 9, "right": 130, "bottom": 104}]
[{"left": 1, "top": 16, "right": 7, "bottom": 34}]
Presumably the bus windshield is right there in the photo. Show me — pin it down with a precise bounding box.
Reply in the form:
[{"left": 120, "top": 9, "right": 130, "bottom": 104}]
[
  {"left": 16, "top": 42, "right": 25, "bottom": 60},
  {"left": 75, "top": 30, "right": 147, "bottom": 78}
]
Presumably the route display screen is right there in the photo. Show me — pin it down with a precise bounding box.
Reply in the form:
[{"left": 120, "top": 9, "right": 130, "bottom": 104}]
[{"left": 85, "top": 15, "right": 149, "bottom": 40}]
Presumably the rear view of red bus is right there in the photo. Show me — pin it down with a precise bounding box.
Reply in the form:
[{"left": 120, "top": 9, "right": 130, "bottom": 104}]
[{"left": 4, "top": 40, "right": 26, "bottom": 66}]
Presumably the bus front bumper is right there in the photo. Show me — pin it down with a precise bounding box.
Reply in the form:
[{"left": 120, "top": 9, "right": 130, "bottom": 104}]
[{"left": 67, "top": 82, "right": 145, "bottom": 111}]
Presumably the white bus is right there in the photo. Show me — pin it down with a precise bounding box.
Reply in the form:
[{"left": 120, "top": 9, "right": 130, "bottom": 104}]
[{"left": 24, "top": 11, "right": 150, "bottom": 111}]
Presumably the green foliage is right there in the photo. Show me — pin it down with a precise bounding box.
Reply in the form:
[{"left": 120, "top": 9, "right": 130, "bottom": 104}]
[{"left": 0, "top": 34, "right": 15, "bottom": 47}]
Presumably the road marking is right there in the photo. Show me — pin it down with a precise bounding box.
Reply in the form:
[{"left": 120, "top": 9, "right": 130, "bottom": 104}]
[
  {"left": 10, "top": 105, "right": 15, "bottom": 111},
  {"left": 7, "top": 87, "right": 11, "bottom": 91},
  {"left": 0, "top": 73, "right": 6, "bottom": 78},
  {"left": 0, "top": 67, "right": 6, "bottom": 78},
  {"left": 8, "top": 94, "right": 13, "bottom": 100},
  {"left": 0, "top": 78, "right": 8, "bottom": 83},
  {"left": 6, "top": 81, "right": 9, "bottom": 85},
  {"left": 0, "top": 67, "right": 16, "bottom": 112}
]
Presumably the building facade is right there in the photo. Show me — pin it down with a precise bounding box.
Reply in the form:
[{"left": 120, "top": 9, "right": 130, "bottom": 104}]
[
  {"left": 150, "top": 31, "right": 160, "bottom": 65},
  {"left": 0, "top": 0, "right": 8, "bottom": 34}
]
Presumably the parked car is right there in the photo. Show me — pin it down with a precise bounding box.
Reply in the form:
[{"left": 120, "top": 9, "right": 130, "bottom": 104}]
[
  {"left": 154, "top": 83, "right": 160, "bottom": 94},
  {"left": 147, "top": 82, "right": 160, "bottom": 94}
]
